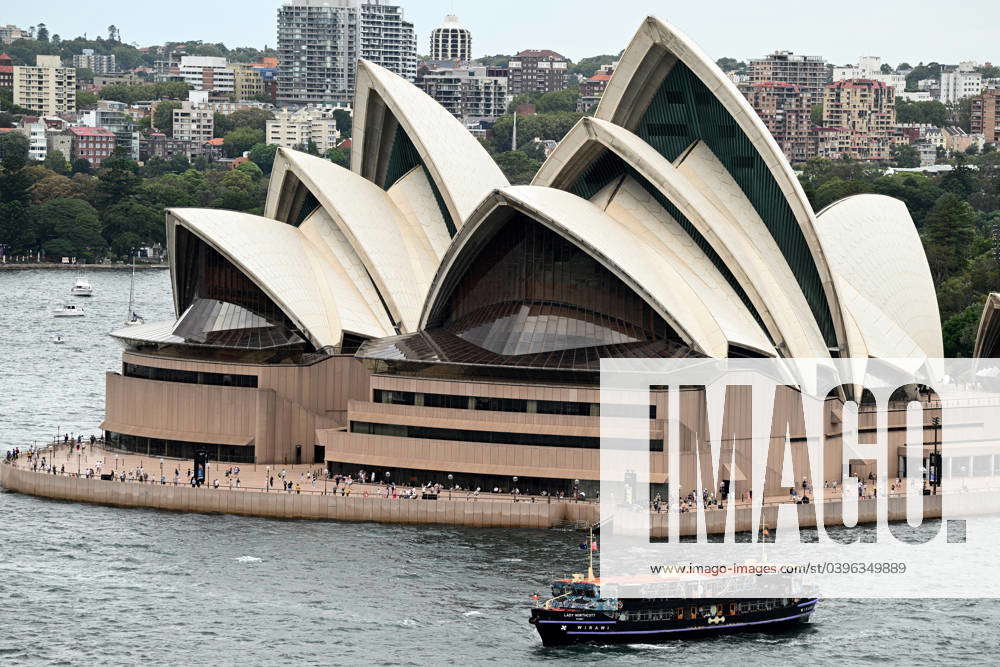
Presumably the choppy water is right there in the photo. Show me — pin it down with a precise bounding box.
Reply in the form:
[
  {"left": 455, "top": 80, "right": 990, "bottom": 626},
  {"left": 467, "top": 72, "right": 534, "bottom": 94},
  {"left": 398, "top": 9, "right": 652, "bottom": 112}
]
[{"left": 0, "top": 270, "right": 996, "bottom": 664}]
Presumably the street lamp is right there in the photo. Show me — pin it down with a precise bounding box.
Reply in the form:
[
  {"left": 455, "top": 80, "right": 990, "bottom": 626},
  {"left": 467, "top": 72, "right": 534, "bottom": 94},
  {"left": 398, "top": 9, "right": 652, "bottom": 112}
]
[{"left": 931, "top": 416, "right": 942, "bottom": 494}]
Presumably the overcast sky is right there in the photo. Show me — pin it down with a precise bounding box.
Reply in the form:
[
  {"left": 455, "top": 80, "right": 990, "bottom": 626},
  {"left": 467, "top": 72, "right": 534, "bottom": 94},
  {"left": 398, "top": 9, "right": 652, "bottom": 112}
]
[{"left": 6, "top": 0, "right": 998, "bottom": 66}]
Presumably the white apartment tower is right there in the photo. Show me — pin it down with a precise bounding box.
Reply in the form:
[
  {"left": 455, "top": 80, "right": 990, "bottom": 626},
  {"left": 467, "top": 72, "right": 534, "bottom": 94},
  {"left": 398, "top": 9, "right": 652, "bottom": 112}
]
[
  {"left": 430, "top": 14, "right": 471, "bottom": 62},
  {"left": 13, "top": 55, "right": 76, "bottom": 115},
  {"left": 277, "top": 0, "right": 416, "bottom": 108}
]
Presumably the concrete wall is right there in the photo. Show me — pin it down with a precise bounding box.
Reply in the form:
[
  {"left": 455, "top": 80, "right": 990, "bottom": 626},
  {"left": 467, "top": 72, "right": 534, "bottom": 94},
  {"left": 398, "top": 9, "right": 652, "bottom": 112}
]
[{"left": 1, "top": 465, "right": 942, "bottom": 536}]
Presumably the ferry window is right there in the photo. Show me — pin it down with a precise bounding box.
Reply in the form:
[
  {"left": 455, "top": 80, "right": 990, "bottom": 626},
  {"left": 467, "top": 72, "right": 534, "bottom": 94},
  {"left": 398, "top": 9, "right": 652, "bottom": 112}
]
[
  {"left": 730, "top": 602, "right": 737, "bottom": 615},
  {"left": 689, "top": 606, "right": 696, "bottom": 619},
  {"left": 676, "top": 608, "right": 683, "bottom": 620}
]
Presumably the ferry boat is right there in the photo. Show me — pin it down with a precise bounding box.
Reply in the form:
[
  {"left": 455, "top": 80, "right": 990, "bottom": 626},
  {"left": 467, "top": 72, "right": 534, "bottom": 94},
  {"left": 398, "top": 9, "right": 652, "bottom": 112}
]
[
  {"left": 530, "top": 575, "right": 819, "bottom": 646},
  {"left": 529, "top": 529, "right": 819, "bottom": 646},
  {"left": 70, "top": 278, "right": 93, "bottom": 296}
]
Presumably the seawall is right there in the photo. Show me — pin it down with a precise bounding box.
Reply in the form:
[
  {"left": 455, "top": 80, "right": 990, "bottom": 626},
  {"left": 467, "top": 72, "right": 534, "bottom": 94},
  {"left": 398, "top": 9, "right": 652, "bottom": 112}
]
[
  {"left": 0, "top": 465, "right": 942, "bottom": 534},
  {"left": 0, "top": 264, "right": 169, "bottom": 271}
]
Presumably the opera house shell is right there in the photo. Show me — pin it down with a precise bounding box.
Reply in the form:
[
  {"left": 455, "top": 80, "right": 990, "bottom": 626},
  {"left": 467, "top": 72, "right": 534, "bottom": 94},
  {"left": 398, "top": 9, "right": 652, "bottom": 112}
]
[{"left": 105, "top": 17, "right": 942, "bottom": 495}]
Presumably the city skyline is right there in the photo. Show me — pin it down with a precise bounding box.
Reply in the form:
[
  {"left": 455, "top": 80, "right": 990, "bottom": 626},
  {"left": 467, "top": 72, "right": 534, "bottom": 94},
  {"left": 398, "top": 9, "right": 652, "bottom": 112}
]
[{"left": 4, "top": 0, "right": 1000, "bottom": 66}]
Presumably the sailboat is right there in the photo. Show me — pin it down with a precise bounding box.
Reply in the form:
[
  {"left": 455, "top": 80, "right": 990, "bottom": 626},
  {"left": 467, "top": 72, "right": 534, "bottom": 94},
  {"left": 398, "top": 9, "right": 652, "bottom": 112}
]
[{"left": 124, "top": 255, "right": 144, "bottom": 327}]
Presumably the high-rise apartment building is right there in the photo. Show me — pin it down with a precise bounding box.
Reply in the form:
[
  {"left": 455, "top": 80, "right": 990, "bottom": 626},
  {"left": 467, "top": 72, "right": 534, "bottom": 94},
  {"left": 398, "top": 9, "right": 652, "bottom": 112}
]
[
  {"left": 971, "top": 89, "right": 1000, "bottom": 144},
  {"left": 0, "top": 53, "right": 13, "bottom": 90},
  {"left": 430, "top": 14, "right": 471, "bottom": 62},
  {"left": 359, "top": 1, "right": 416, "bottom": 82},
  {"left": 172, "top": 101, "right": 214, "bottom": 145},
  {"left": 73, "top": 49, "right": 118, "bottom": 74},
  {"left": 416, "top": 64, "right": 509, "bottom": 120},
  {"left": 749, "top": 51, "right": 829, "bottom": 106},
  {"left": 939, "top": 70, "right": 983, "bottom": 104},
  {"left": 178, "top": 56, "right": 235, "bottom": 94},
  {"left": 743, "top": 81, "right": 815, "bottom": 163},
  {"left": 822, "top": 79, "right": 896, "bottom": 161},
  {"left": 232, "top": 62, "right": 266, "bottom": 100},
  {"left": 79, "top": 100, "right": 140, "bottom": 160},
  {"left": 277, "top": 0, "right": 416, "bottom": 108},
  {"left": 13, "top": 55, "right": 76, "bottom": 115},
  {"left": 508, "top": 49, "right": 570, "bottom": 96}
]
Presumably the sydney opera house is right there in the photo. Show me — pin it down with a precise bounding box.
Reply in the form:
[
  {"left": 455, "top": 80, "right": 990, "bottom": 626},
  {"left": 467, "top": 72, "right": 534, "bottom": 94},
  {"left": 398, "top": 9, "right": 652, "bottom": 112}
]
[{"left": 104, "top": 17, "right": 945, "bottom": 496}]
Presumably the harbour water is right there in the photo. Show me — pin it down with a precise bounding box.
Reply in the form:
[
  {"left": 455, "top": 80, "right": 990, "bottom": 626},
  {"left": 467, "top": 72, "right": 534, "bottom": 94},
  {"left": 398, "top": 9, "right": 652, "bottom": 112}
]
[{"left": 1, "top": 269, "right": 996, "bottom": 664}]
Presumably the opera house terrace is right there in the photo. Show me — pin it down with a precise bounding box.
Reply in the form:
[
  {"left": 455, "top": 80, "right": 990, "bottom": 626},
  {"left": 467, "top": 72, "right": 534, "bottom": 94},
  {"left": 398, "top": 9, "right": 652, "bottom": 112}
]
[{"left": 95, "top": 16, "right": 983, "bottom": 502}]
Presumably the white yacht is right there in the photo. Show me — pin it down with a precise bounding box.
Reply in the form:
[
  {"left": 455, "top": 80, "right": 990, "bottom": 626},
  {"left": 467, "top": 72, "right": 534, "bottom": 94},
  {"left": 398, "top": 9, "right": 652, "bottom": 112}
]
[
  {"left": 70, "top": 278, "right": 93, "bottom": 296},
  {"left": 53, "top": 334, "right": 65, "bottom": 344},
  {"left": 52, "top": 304, "right": 85, "bottom": 318}
]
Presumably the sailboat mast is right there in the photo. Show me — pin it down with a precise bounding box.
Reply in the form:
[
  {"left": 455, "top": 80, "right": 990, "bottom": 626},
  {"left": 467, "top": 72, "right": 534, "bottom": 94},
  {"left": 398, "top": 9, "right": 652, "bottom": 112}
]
[{"left": 127, "top": 254, "right": 135, "bottom": 323}]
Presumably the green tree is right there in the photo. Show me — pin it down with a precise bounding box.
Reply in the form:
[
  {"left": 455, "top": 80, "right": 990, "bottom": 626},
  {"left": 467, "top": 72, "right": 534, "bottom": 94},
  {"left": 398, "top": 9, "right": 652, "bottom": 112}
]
[
  {"left": 223, "top": 127, "right": 264, "bottom": 158},
  {"left": 30, "top": 174, "right": 84, "bottom": 203},
  {"left": 36, "top": 24, "right": 49, "bottom": 42},
  {"left": 0, "top": 132, "right": 30, "bottom": 171},
  {"left": 812, "top": 177, "right": 875, "bottom": 210},
  {"left": 214, "top": 112, "right": 235, "bottom": 137},
  {"left": 891, "top": 144, "right": 921, "bottom": 168},
  {"left": 76, "top": 90, "right": 99, "bottom": 110},
  {"left": 324, "top": 147, "right": 350, "bottom": 168},
  {"left": 71, "top": 158, "right": 92, "bottom": 175},
  {"left": 895, "top": 100, "right": 949, "bottom": 127},
  {"left": 248, "top": 143, "right": 278, "bottom": 173},
  {"left": 31, "top": 197, "right": 106, "bottom": 260},
  {"left": 75, "top": 67, "right": 95, "bottom": 83},
  {"left": 227, "top": 108, "right": 273, "bottom": 132},
  {"left": 153, "top": 101, "right": 182, "bottom": 135},
  {"left": 236, "top": 160, "right": 263, "bottom": 180},
  {"left": 101, "top": 200, "right": 163, "bottom": 251},
  {"left": 922, "top": 193, "right": 977, "bottom": 282},
  {"left": 333, "top": 109, "right": 352, "bottom": 137},
  {"left": 494, "top": 150, "right": 542, "bottom": 185},
  {"left": 535, "top": 87, "right": 580, "bottom": 113},
  {"left": 571, "top": 55, "right": 619, "bottom": 77},
  {"left": 942, "top": 303, "right": 982, "bottom": 357},
  {"left": 42, "top": 149, "right": 70, "bottom": 175},
  {"left": 167, "top": 152, "right": 191, "bottom": 174}
]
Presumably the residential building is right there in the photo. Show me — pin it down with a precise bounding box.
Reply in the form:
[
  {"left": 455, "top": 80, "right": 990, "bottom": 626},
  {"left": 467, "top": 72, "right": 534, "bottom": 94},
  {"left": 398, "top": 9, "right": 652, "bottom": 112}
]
[
  {"left": 0, "top": 53, "right": 12, "bottom": 89},
  {"left": 833, "top": 56, "right": 905, "bottom": 91},
  {"left": 897, "top": 91, "right": 932, "bottom": 102},
  {"left": 508, "top": 49, "right": 570, "bottom": 96},
  {"left": 79, "top": 100, "right": 140, "bottom": 160},
  {"left": 748, "top": 50, "right": 829, "bottom": 106},
  {"left": 232, "top": 62, "right": 265, "bottom": 100},
  {"left": 13, "top": 55, "right": 76, "bottom": 115},
  {"left": 430, "top": 14, "right": 471, "bottom": 63},
  {"left": 266, "top": 106, "right": 341, "bottom": 152},
  {"left": 277, "top": 0, "right": 417, "bottom": 108},
  {"left": 18, "top": 121, "right": 48, "bottom": 161},
  {"left": 914, "top": 141, "right": 936, "bottom": 166},
  {"left": 358, "top": 1, "right": 417, "bottom": 83},
  {"left": 103, "top": 20, "right": 944, "bottom": 499},
  {"left": 0, "top": 25, "right": 28, "bottom": 45},
  {"left": 139, "top": 132, "right": 191, "bottom": 161},
  {"left": 942, "top": 126, "right": 985, "bottom": 154},
  {"left": 92, "top": 72, "right": 143, "bottom": 89},
  {"left": 971, "top": 89, "right": 1000, "bottom": 144},
  {"left": 178, "top": 56, "right": 235, "bottom": 94},
  {"left": 939, "top": 70, "right": 983, "bottom": 104},
  {"left": 822, "top": 79, "right": 896, "bottom": 161},
  {"left": 73, "top": 49, "right": 117, "bottom": 74},
  {"left": 68, "top": 126, "right": 116, "bottom": 168},
  {"left": 416, "top": 64, "right": 509, "bottom": 120},
  {"left": 743, "top": 81, "right": 815, "bottom": 162},
  {"left": 172, "top": 101, "right": 214, "bottom": 145},
  {"left": 47, "top": 131, "right": 72, "bottom": 161},
  {"left": 577, "top": 63, "right": 618, "bottom": 113}
]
